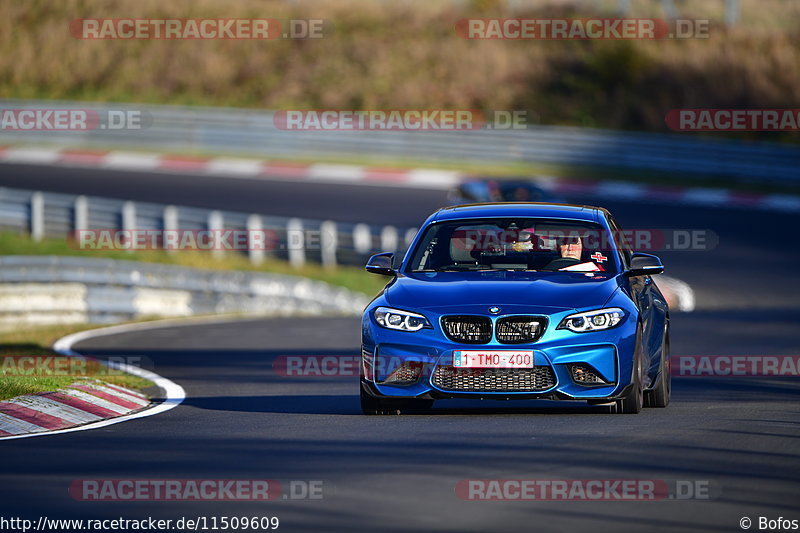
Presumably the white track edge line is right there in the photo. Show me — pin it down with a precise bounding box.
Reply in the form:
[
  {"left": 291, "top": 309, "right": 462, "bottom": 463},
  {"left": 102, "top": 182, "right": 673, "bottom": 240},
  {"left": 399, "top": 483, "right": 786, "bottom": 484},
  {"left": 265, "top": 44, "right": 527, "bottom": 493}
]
[{"left": 0, "top": 320, "right": 189, "bottom": 441}]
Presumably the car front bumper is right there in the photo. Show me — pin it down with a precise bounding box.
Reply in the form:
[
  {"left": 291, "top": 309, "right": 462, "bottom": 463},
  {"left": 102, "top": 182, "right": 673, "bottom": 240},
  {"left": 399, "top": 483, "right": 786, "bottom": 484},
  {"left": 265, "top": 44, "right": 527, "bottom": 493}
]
[{"left": 361, "top": 310, "right": 638, "bottom": 402}]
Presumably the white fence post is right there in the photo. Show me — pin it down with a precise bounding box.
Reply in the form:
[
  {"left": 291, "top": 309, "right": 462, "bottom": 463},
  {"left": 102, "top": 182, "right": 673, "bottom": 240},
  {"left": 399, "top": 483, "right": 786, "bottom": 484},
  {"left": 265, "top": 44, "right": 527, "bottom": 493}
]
[
  {"left": 207, "top": 210, "right": 224, "bottom": 260},
  {"left": 163, "top": 206, "right": 178, "bottom": 231},
  {"left": 30, "top": 192, "right": 44, "bottom": 241},
  {"left": 121, "top": 201, "right": 136, "bottom": 252},
  {"left": 162, "top": 205, "right": 178, "bottom": 254},
  {"left": 122, "top": 201, "right": 137, "bottom": 231},
  {"left": 380, "top": 225, "right": 398, "bottom": 253},
  {"left": 74, "top": 195, "right": 88, "bottom": 232},
  {"left": 287, "top": 218, "right": 305, "bottom": 269},
  {"left": 320, "top": 220, "right": 338, "bottom": 269},
  {"left": 247, "top": 214, "right": 265, "bottom": 266},
  {"left": 353, "top": 224, "right": 372, "bottom": 256}
]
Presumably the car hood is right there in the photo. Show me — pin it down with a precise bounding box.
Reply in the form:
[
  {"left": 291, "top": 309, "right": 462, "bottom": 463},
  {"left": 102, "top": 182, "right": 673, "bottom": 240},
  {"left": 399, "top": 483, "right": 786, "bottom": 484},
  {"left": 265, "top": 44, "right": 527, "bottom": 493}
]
[{"left": 385, "top": 271, "right": 622, "bottom": 312}]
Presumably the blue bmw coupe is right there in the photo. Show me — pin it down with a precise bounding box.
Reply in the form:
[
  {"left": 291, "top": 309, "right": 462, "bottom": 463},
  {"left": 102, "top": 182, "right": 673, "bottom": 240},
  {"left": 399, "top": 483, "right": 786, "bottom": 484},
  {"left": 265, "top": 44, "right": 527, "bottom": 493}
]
[{"left": 361, "top": 203, "right": 670, "bottom": 414}]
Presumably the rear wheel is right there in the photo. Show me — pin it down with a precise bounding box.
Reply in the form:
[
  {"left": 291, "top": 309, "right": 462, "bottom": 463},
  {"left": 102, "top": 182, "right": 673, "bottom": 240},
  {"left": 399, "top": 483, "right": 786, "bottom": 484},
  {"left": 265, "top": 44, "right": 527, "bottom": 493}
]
[
  {"left": 644, "top": 336, "right": 671, "bottom": 408},
  {"left": 615, "top": 355, "right": 644, "bottom": 414}
]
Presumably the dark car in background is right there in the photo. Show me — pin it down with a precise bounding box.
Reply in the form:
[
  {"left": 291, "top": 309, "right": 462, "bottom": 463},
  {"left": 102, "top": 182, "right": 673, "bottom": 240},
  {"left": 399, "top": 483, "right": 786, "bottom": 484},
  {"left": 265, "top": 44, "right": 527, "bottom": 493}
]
[{"left": 447, "top": 178, "right": 559, "bottom": 206}]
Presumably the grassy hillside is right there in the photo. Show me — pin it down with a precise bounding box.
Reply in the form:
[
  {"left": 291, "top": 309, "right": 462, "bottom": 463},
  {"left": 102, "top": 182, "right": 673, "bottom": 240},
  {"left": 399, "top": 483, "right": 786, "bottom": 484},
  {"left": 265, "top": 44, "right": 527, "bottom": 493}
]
[{"left": 1, "top": 0, "right": 798, "bottom": 142}]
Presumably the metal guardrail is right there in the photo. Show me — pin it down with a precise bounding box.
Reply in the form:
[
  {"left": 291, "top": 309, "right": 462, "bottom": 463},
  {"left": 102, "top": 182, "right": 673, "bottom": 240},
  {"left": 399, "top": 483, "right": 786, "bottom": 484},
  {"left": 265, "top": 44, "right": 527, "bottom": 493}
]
[
  {"left": 0, "top": 255, "right": 370, "bottom": 328},
  {"left": 0, "top": 186, "right": 417, "bottom": 268},
  {"left": 1, "top": 99, "right": 798, "bottom": 183},
  {"left": 0, "top": 185, "right": 384, "bottom": 328}
]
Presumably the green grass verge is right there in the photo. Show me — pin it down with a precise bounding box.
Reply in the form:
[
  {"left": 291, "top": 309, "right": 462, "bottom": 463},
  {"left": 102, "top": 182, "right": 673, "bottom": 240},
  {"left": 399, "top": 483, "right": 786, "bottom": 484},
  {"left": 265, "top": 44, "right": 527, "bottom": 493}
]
[{"left": 0, "top": 324, "right": 155, "bottom": 401}]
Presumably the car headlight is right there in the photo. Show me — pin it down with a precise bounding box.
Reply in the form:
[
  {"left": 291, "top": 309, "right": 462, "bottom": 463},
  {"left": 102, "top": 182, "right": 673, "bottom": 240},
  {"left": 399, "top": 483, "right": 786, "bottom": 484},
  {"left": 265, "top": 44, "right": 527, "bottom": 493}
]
[
  {"left": 557, "top": 308, "right": 625, "bottom": 333},
  {"left": 373, "top": 307, "right": 432, "bottom": 332}
]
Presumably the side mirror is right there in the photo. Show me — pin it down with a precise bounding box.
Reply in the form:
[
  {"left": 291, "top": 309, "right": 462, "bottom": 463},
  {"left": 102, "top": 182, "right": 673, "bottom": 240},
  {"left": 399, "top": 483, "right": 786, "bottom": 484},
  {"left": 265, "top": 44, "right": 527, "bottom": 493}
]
[
  {"left": 366, "top": 252, "right": 396, "bottom": 276},
  {"left": 627, "top": 253, "right": 664, "bottom": 277}
]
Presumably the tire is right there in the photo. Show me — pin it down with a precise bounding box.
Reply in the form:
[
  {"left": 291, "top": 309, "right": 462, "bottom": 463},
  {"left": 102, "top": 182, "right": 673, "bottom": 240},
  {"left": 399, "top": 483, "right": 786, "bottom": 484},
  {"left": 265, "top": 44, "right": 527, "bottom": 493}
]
[
  {"left": 360, "top": 383, "right": 433, "bottom": 415},
  {"left": 615, "top": 354, "right": 644, "bottom": 414},
  {"left": 360, "top": 383, "right": 395, "bottom": 415},
  {"left": 644, "top": 336, "right": 671, "bottom": 408}
]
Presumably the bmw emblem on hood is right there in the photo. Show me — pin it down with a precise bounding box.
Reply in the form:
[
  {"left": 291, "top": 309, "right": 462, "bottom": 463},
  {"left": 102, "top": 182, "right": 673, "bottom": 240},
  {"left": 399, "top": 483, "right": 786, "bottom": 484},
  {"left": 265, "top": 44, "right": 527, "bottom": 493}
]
[{"left": 488, "top": 306, "right": 501, "bottom": 314}]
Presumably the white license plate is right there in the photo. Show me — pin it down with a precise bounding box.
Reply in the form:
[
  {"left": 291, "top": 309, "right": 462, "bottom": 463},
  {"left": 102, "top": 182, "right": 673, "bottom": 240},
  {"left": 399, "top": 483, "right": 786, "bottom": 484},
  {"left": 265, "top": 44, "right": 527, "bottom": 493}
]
[{"left": 453, "top": 350, "right": 535, "bottom": 368}]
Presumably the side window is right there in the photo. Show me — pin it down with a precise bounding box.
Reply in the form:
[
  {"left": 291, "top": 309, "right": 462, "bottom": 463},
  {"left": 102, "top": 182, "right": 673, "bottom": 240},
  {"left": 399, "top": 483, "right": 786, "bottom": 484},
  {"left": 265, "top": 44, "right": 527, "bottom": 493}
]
[{"left": 607, "top": 216, "right": 631, "bottom": 268}]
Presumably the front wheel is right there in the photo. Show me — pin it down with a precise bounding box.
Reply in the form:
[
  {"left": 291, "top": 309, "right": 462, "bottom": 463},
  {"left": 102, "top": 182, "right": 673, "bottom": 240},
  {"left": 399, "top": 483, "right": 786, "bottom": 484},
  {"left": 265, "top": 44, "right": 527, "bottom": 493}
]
[
  {"left": 360, "top": 383, "right": 396, "bottom": 415},
  {"left": 644, "top": 336, "right": 671, "bottom": 408},
  {"left": 360, "top": 383, "right": 433, "bottom": 415},
  {"left": 615, "top": 355, "right": 644, "bottom": 414}
]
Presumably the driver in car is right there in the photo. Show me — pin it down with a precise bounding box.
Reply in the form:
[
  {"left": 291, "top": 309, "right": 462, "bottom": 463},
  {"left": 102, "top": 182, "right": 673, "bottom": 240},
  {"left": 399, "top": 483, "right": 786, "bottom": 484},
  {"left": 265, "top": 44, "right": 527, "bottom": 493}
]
[{"left": 543, "top": 235, "right": 584, "bottom": 270}]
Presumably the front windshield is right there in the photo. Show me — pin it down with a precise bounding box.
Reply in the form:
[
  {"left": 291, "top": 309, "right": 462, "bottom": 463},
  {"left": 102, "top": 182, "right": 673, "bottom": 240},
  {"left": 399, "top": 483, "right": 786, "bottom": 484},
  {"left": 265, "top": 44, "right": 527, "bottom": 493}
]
[{"left": 407, "top": 218, "right": 618, "bottom": 274}]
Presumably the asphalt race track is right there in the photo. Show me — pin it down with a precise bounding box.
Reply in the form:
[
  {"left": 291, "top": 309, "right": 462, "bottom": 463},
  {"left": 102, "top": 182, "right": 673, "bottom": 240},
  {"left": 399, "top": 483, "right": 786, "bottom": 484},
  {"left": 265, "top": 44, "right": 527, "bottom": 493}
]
[
  {"left": 0, "top": 163, "right": 446, "bottom": 226},
  {"left": 1, "top": 165, "right": 799, "bottom": 532}
]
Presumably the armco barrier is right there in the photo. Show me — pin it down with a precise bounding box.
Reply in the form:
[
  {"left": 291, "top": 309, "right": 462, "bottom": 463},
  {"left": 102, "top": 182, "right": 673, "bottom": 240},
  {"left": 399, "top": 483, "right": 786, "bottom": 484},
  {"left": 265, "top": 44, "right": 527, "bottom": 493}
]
[
  {"left": 0, "top": 187, "right": 696, "bottom": 320},
  {"left": 0, "top": 256, "right": 370, "bottom": 329},
  {"left": 0, "top": 99, "right": 798, "bottom": 183},
  {"left": 0, "top": 186, "right": 416, "bottom": 268}
]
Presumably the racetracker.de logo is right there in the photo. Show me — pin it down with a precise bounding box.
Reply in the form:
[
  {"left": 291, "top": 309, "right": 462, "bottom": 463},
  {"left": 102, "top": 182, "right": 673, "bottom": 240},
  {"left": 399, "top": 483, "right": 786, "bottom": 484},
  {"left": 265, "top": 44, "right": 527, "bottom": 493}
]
[
  {"left": 274, "top": 110, "right": 490, "bottom": 131},
  {"left": 673, "top": 355, "right": 800, "bottom": 377},
  {"left": 273, "top": 355, "right": 435, "bottom": 377},
  {"left": 73, "top": 229, "right": 281, "bottom": 252},
  {"left": 455, "top": 18, "right": 708, "bottom": 40},
  {"left": 455, "top": 479, "right": 714, "bottom": 501},
  {"left": 450, "top": 228, "right": 717, "bottom": 253},
  {"left": 666, "top": 109, "right": 800, "bottom": 131},
  {"left": 0, "top": 109, "right": 147, "bottom": 132},
  {"left": 70, "top": 480, "right": 277, "bottom": 501},
  {"left": 0, "top": 355, "right": 146, "bottom": 377},
  {"left": 69, "top": 19, "right": 325, "bottom": 40},
  {"left": 69, "top": 479, "right": 325, "bottom": 501}
]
